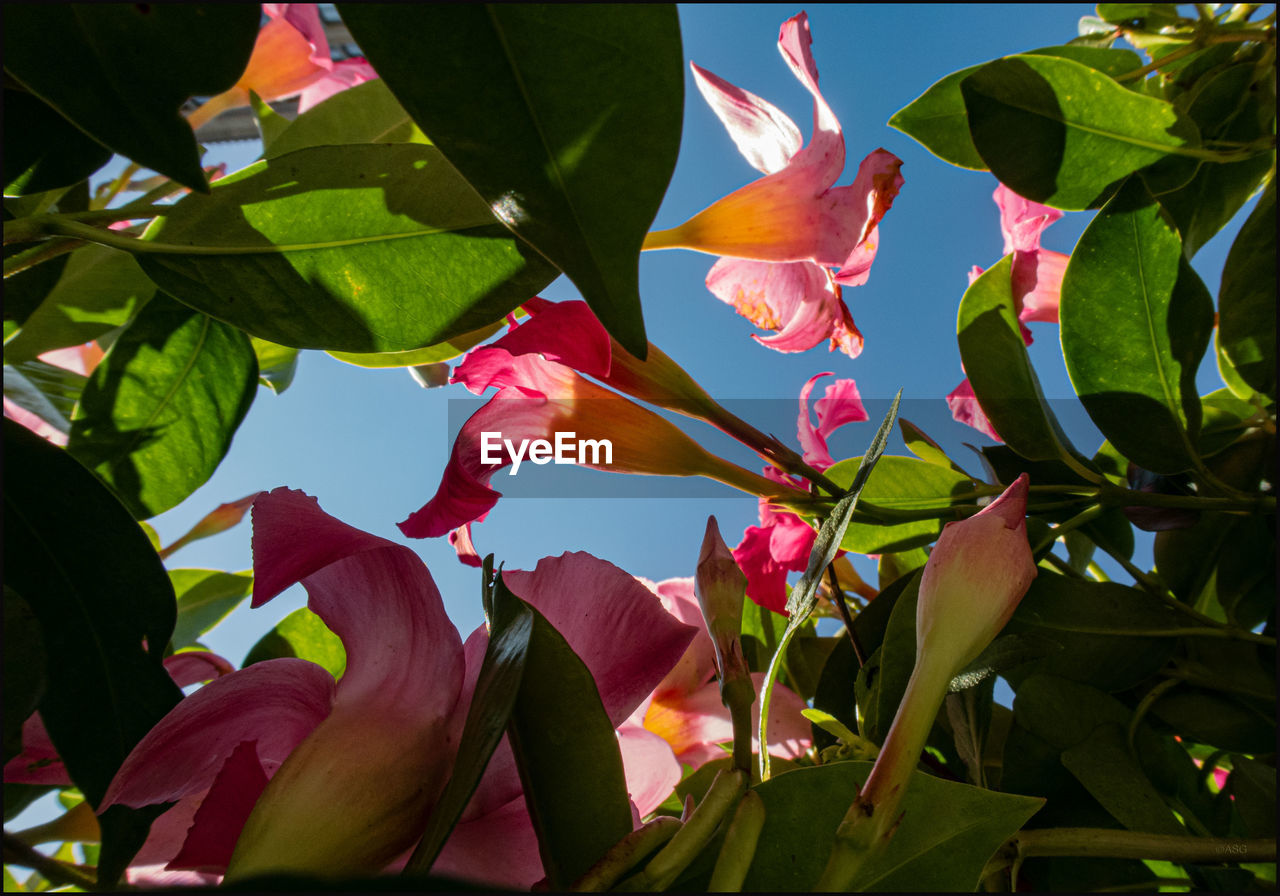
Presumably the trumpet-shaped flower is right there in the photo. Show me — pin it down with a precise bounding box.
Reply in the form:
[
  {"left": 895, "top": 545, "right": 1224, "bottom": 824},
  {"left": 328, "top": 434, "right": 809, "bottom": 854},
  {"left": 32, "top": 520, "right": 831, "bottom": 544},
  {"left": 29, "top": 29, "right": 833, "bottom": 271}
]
[
  {"left": 950, "top": 184, "right": 1070, "bottom": 440},
  {"left": 186, "top": 4, "right": 377, "bottom": 131},
  {"left": 644, "top": 13, "right": 903, "bottom": 356},
  {"left": 101, "top": 490, "right": 696, "bottom": 887}
]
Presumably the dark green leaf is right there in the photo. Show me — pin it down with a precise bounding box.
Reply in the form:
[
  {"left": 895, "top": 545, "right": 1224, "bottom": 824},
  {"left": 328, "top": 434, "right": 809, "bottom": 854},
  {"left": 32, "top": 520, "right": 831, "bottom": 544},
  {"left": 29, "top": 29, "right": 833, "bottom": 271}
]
[
  {"left": 828, "top": 456, "right": 978, "bottom": 554},
  {"left": 859, "top": 572, "right": 921, "bottom": 744},
  {"left": 168, "top": 569, "right": 253, "bottom": 650},
  {"left": 1149, "top": 690, "right": 1274, "bottom": 753},
  {"left": 3, "top": 5, "right": 260, "bottom": 191},
  {"left": 1061, "top": 723, "right": 1186, "bottom": 834},
  {"left": 338, "top": 4, "right": 686, "bottom": 357},
  {"left": 407, "top": 584, "right": 534, "bottom": 874},
  {"left": 1060, "top": 180, "right": 1214, "bottom": 473},
  {"left": 243, "top": 608, "right": 346, "bottom": 679},
  {"left": 264, "top": 79, "right": 429, "bottom": 159},
  {"left": 3, "top": 420, "right": 181, "bottom": 884},
  {"left": 68, "top": 296, "right": 257, "bottom": 519},
  {"left": 495, "top": 574, "right": 632, "bottom": 887},
  {"left": 1096, "top": 4, "right": 1186, "bottom": 30},
  {"left": 3, "top": 587, "right": 46, "bottom": 765},
  {"left": 958, "top": 255, "right": 1080, "bottom": 462},
  {"left": 1004, "top": 573, "right": 1179, "bottom": 691},
  {"left": 2, "top": 233, "right": 70, "bottom": 326},
  {"left": 888, "top": 46, "right": 1143, "bottom": 171},
  {"left": 1227, "top": 755, "right": 1276, "bottom": 838},
  {"left": 811, "top": 636, "right": 859, "bottom": 751},
  {"left": 3, "top": 246, "right": 156, "bottom": 364},
  {"left": 1218, "top": 181, "right": 1275, "bottom": 399},
  {"left": 2, "top": 89, "right": 111, "bottom": 195},
  {"left": 962, "top": 55, "right": 1200, "bottom": 209},
  {"left": 137, "top": 143, "right": 558, "bottom": 352},
  {"left": 744, "top": 762, "right": 1042, "bottom": 891}
]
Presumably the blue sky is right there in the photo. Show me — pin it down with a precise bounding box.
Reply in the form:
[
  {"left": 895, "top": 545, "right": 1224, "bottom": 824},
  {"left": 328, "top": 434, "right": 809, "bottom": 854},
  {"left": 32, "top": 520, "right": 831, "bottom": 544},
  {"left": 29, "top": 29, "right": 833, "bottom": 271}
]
[{"left": 134, "top": 3, "right": 1250, "bottom": 665}]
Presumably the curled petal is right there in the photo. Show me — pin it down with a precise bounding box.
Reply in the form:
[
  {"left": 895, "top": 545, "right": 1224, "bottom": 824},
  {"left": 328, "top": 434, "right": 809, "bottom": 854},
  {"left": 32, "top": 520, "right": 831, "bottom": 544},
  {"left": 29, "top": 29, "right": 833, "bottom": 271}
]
[
  {"left": 776, "top": 12, "right": 843, "bottom": 190},
  {"left": 645, "top": 577, "right": 716, "bottom": 699},
  {"left": 833, "top": 148, "right": 905, "bottom": 275},
  {"left": 617, "top": 722, "right": 682, "bottom": 817},
  {"left": 797, "top": 373, "right": 867, "bottom": 470},
  {"left": 732, "top": 524, "right": 793, "bottom": 615},
  {"left": 947, "top": 379, "right": 1002, "bottom": 442},
  {"left": 165, "top": 651, "right": 235, "bottom": 688},
  {"left": 691, "top": 62, "right": 801, "bottom": 176},
  {"left": 995, "top": 183, "right": 1063, "bottom": 255},
  {"left": 168, "top": 740, "right": 269, "bottom": 873},
  {"left": 4, "top": 714, "right": 68, "bottom": 785},
  {"left": 448, "top": 522, "right": 483, "bottom": 568},
  {"left": 297, "top": 59, "right": 379, "bottom": 113},
  {"left": 1013, "top": 249, "right": 1067, "bottom": 325}
]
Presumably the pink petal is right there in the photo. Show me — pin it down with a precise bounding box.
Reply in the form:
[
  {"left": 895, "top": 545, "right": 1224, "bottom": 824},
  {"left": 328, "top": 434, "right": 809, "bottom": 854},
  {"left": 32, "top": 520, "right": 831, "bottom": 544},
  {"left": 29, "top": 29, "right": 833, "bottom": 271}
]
[
  {"left": 502, "top": 552, "right": 699, "bottom": 726},
  {"left": 102, "top": 658, "right": 334, "bottom": 810},
  {"left": 164, "top": 651, "right": 235, "bottom": 688},
  {"left": 617, "top": 722, "right": 681, "bottom": 817},
  {"left": 3, "top": 714, "right": 68, "bottom": 785},
  {"left": 448, "top": 522, "right": 483, "bottom": 568},
  {"left": 797, "top": 374, "right": 867, "bottom": 470},
  {"left": 644, "top": 673, "right": 810, "bottom": 770},
  {"left": 133, "top": 796, "right": 205, "bottom": 868},
  {"left": 995, "top": 183, "right": 1063, "bottom": 254},
  {"left": 38, "top": 343, "right": 103, "bottom": 376},
  {"left": 264, "top": 3, "right": 331, "bottom": 69},
  {"left": 432, "top": 796, "right": 544, "bottom": 890},
  {"left": 832, "top": 149, "right": 905, "bottom": 276},
  {"left": 167, "top": 740, "right": 269, "bottom": 873},
  {"left": 2, "top": 397, "right": 68, "bottom": 447},
  {"left": 776, "top": 12, "right": 844, "bottom": 191},
  {"left": 832, "top": 224, "right": 879, "bottom": 288},
  {"left": 297, "top": 59, "right": 379, "bottom": 113},
  {"left": 251, "top": 488, "right": 463, "bottom": 718},
  {"left": 1013, "top": 249, "right": 1067, "bottom": 325},
  {"left": 732, "top": 524, "right": 791, "bottom": 615},
  {"left": 124, "top": 865, "right": 221, "bottom": 889},
  {"left": 946, "top": 379, "right": 1002, "bottom": 442},
  {"left": 691, "top": 62, "right": 802, "bottom": 175},
  {"left": 645, "top": 577, "right": 717, "bottom": 700}
]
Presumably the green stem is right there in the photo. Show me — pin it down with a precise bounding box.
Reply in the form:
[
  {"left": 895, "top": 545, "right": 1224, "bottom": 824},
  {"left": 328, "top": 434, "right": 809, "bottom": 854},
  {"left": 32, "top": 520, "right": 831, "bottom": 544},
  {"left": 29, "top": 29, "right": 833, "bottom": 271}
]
[
  {"left": 1043, "top": 553, "right": 1090, "bottom": 580},
  {"left": 1, "top": 832, "right": 108, "bottom": 891},
  {"left": 707, "top": 791, "right": 766, "bottom": 892},
  {"left": 1086, "top": 561, "right": 1111, "bottom": 582},
  {"left": 1043, "top": 622, "right": 1275, "bottom": 646},
  {"left": 1032, "top": 503, "right": 1107, "bottom": 554},
  {"left": 2, "top": 237, "right": 83, "bottom": 278},
  {"left": 571, "top": 817, "right": 682, "bottom": 892},
  {"left": 93, "top": 162, "right": 140, "bottom": 210},
  {"left": 1011, "top": 827, "right": 1276, "bottom": 863},
  {"left": 1126, "top": 678, "right": 1181, "bottom": 752}
]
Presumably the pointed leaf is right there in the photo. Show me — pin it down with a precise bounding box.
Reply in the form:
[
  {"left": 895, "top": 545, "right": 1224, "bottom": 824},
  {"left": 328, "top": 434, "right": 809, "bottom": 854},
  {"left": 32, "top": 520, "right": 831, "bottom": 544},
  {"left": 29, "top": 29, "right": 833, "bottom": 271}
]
[
  {"left": 827, "top": 455, "right": 978, "bottom": 554},
  {"left": 1060, "top": 180, "right": 1214, "bottom": 474},
  {"left": 68, "top": 297, "right": 258, "bottom": 519},
  {"left": 137, "top": 143, "right": 558, "bottom": 352},
  {"left": 250, "top": 338, "right": 300, "bottom": 395},
  {"left": 337, "top": 4, "right": 686, "bottom": 357},
  {"left": 264, "top": 79, "right": 430, "bottom": 159},
  {"left": 328, "top": 321, "right": 504, "bottom": 369},
  {"left": 168, "top": 569, "right": 253, "bottom": 651},
  {"left": 961, "top": 54, "right": 1201, "bottom": 209},
  {"left": 1217, "top": 182, "right": 1275, "bottom": 400},
  {"left": 2, "top": 89, "right": 111, "bottom": 196},
  {"left": 243, "top": 608, "right": 347, "bottom": 680},
  {"left": 3, "top": 5, "right": 260, "bottom": 191},
  {"left": 3, "top": 420, "right": 182, "bottom": 884}
]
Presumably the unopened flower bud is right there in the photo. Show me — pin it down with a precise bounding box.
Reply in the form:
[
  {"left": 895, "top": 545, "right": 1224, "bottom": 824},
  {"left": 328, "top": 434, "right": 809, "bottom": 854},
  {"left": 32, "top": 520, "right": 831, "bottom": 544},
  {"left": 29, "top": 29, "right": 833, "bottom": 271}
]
[{"left": 695, "top": 516, "right": 752, "bottom": 698}]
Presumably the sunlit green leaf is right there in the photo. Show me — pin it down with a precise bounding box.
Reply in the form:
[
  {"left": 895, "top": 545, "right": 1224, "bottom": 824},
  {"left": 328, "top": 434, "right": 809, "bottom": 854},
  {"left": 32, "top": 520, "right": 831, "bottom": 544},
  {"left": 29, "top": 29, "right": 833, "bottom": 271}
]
[
  {"left": 264, "top": 79, "right": 430, "bottom": 159},
  {"left": 827, "top": 456, "right": 977, "bottom": 554},
  {"left": 168, "top": 569, "right": 253, "bottom": 650},
  {"left": 243, "top": 607, "right": 347, "bottom": 680}
]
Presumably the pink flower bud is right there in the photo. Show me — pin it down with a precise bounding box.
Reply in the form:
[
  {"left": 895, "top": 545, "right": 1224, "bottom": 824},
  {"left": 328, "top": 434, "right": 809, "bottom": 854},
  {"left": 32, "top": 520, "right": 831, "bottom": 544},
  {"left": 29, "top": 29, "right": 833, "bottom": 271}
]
[{"left": 695, "top": 516, "right": 752, "bottom": 698}]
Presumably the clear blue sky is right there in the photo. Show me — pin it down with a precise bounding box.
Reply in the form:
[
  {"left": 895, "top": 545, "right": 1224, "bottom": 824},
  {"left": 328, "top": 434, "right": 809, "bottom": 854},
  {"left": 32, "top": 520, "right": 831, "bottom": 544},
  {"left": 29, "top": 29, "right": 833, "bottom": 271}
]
[{"left": 133, "top": 3, "right": 1249, "bottom": 666}]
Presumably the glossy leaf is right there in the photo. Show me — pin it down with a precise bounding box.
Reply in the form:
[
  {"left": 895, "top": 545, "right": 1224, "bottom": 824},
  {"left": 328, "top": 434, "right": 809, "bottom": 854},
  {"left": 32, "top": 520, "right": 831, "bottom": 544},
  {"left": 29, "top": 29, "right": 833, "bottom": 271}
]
[
  {"left": 889, "top": 46, "right": 1143, "bottom": 171},
  {"left": 3, "top": 246, "right": 156, "bottom": 364},
  {"left": 407, "top": 575, "right": 534, "bottom": 874},
  {"left": 496, "top": 572, "right": 633, "bottom": 888},
  {"left": 264, "top": 79, "right": 430, "bottom": 159},
  {"left": 857, "top": 571, "right": 922, "bottom": 743},
  {"left": 338, "top": 4, "right": 686, "bottom": 357},
  {"left": 899, "top": 418, "right": 974, "bottom": 477},
  {"left": 3, "top": 5, "right": 260, "bottom": 191},
  {"left": 1217, "top": 181, "right": 1275, "bottom": 399},
  {"left": 744, "top": 762, "right": 1042, "bottom": 891},
  {"left": 1096, "top": 4, "right": 1185, "bottom": 29},
  {"left": 3, "top": 420, "right": 181, "bottom": 884},
  {"left": 958, "top": 255, "right": 1079, "bottom": 462},
  {"left": 68, "top": 296, "right": 257, "bottom": 519},
  {"left": 827, "top": 455, "right": 978, "bottom": 554},
  {"left": 2, "top": 360, "right": 86, "bottom": 438},
  {"left": 328, "top": 321, "right": 504, "bottom": 369},
  {"left": 243, "top": 607, "right": 347, "bottom": 680},
  {"left": 168, "top": 569, "right": 253, "bottom": 651},
  {"left": 137, "top": 144, "right": 558, "bottom": 352},
  {"left": 961, "top": 54, "right": 1201, "bottom": 209},
  {"left": 3, "top": 587, "right": 45, "bottom": 765},
  {"left": 251, "top": 338, "right": 301, "bottom": 395},
  {"left": 1060, "top": 180, "right": 1214, "bottom": 473},
  {"left": 2, "top": 89, "right": 111, "bottom": 196},
  {"left": 1061, "top": 723, "right": 1185, "bottom": 834}
]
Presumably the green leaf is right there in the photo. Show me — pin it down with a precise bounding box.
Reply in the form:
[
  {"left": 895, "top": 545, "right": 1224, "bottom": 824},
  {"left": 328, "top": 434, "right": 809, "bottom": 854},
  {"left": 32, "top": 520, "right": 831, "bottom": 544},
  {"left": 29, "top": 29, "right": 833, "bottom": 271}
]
[
  {"left": 3, "top": 420, "right": 181, "bottom": 884},
  {"left": 2, "top": 360, "right": 86, "bottom": 438},
  {"left": 168, "top": 569, "right": 253, "bottom": 651},
  {"left": 1096, "top": 4, "right": 1186, "bottom": 30},
  {"left": 857, "top": 571, "right": 922, "bottom": 744},
  {"left": 961, "top": 55, "right": 1201, "bottom": 209},
  {"left": 337, "top": 4, "right": 686, "bottom": 357},
  {"left": 251, "top": 337, "right": 301, "bottom": 395},
  {"left": 248, "top": 91, "right": 291, "bottom": 150},
  {"left": 243, "top": 608, "right": 347, "bottom": 680},
  {"left": 1217, "top": 181, "right": 1275, "bottom": 400},
  {"left": 827, "top": 455, "right": 978, "bottom": 554},
  {"left": 68, "top": 296, "right": 257, "bottom": 519},
  {"left": 888, "top": 46, "right": 1143, "bottom": 171},
  {"left": 1004, "top": 573, "right": 1180, "bottom": 691},
  {"left": 3, "top": 587, "right": 46, "bottom": 765},
  {"left": 407, "top": 573, "right": 534, "bottom": 874},
  {"left": 1060, "top": 180, "right": 1214, "bottom": 473},
  {"left": 136, "top": 143, "right": 558, "bottom": 352},
  {"left": 494, "top": 573, "right": 632, "bottom": 888},
  {"left": 744, "top": 763, "right": 1043, "bottom": 891},
  {"left": 1149, "top": 690, "right": 1274, "bottom": 753},
  {"left": 2, "top": 89, "right": 111, "bottom": 196},
  {"left": 2, "top": 245, "right": 156, "bottom": 364},
  {"left": 1228, "top": 755, "right": 1276, "bottom": 838},
  {"left": 2, "top": 5, "right": 260, "bottom": 192},
  {"left": 957, "top": 255, "right": 1080, "bottom": 462},
  {"left": 1061, "top": 723, "right": 1186, "bottom": 834},
  {"left": 264, "top": 79, "right": 430, "bottom": 159},
  {"left": 327, "top": 321, "right": 504, "bottom": 369},
  {"left": 899, "top": 417, "right": 975, "bottom": 478}
]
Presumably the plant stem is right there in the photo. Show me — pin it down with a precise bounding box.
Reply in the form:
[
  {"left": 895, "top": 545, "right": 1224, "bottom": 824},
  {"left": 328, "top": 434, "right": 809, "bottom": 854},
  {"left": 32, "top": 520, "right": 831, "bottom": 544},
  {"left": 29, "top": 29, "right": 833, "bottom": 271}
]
[
  {"left": 571, "top": 817, "right": 682, "bottom": 891},
  {"left": 1, "top": 832, "right": 106, "bottom": 891},
  {"left": 707, "top": 791, "right": 766, "bottom": 892},
  {"left": 2, "top": 237, "right": 83, "bottom": 278},
  {"left": 1007, "top": 827, "right": 1276, "bottom": 864},
  {"left": 1032, "top": 503, "right": 1107, "bottom": 554}
]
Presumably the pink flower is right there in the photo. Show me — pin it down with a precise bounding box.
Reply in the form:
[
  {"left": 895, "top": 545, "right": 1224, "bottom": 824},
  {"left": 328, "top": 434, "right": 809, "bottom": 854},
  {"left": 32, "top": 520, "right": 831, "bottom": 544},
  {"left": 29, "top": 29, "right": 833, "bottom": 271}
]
[
  {"left": 101, "top": 490, "right": 696, "bottom": 886},
  {"left": 733, "top": 373, "right": 866, "bottom": 613},
  {"left": 950, "top": 183, "right": 1069, "bottom": 440},
  {"left": 632, "top": 578, "right": 810, "bottom": 770},
  {"left": 399, "top": 312, "right": 792, "bottom": 540},
  {"left": 186, "top": 4, "right": 378, "bottom": 131},
  {"left": 644, "top": 13, "right": 903, "bottom": 356}
]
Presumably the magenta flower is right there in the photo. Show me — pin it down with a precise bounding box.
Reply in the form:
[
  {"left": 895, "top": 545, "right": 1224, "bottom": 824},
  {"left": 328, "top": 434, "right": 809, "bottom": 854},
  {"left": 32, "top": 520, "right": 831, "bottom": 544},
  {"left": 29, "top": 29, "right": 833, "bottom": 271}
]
[
  {"left": 644, "top": 13, "right": 904, "bottom": 356},
  {"left": 733, "top": 373, "right": 866, "bottom": 613},
  {"left": 949, "top": 183, "right": 1070, "bottom": 440},
  {"left": 101, "top": 489, "right": 696, "bottom": 886}
]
